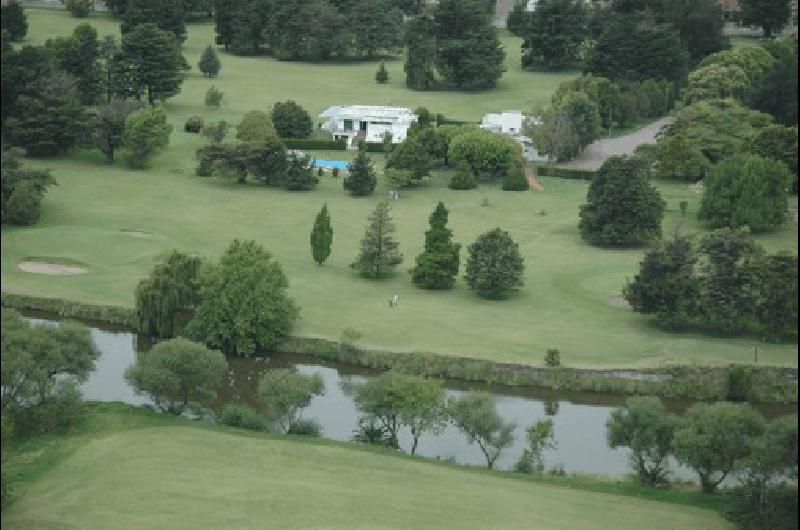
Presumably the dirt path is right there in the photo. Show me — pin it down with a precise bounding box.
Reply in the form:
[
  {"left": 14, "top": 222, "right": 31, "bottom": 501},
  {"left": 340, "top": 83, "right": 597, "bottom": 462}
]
[
  {"left": 525, "top": 166, "right": 545, "bottom": 191},
  {"left": 558, "top": 117, "right": 673, "bottom": 171}
]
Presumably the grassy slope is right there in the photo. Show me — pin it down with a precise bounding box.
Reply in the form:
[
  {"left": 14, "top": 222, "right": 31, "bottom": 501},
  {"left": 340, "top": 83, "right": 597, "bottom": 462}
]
[
  {"left": 2, "top": 404, "right": 731, "bottom": 530},
  {"left": 1, "top": 9, "right": 797, "bottom": 368}
]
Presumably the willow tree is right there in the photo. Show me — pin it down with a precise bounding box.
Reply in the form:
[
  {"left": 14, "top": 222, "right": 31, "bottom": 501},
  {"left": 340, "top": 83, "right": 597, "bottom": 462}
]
[{"left": 134, "top": 251, "right": 203, "bottom": 338}]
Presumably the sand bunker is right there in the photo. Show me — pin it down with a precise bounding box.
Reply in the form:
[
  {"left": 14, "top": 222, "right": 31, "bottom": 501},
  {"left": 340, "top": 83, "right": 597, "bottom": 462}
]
[
  {"left": 18, "top": 261, "right": 88, "bottom": 275},
  {"left": 121, "top": 229, "right": 152, "bottom": 239},
  {"left": 608, "top": 296, "right": 631, "bottom": 309}
]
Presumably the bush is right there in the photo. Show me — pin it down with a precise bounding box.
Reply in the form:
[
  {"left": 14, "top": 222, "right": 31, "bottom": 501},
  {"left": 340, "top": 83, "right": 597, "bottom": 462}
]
[
  {"left": 205, "top": 86, "right": 224, "bottom": 108},
  {"left": 281, "top": 138, "right": 346, "bottom": 150},
  {"left": 544, "top": 349, "right": 561, "bottom": 367},
  {"left": 727, "top": 365, "right": 753, "bottom": 402},
  {"left": 65, "top": 0, "right": 93, "bottom": 17},
  {"left": 219, "top": 403, "right": 266, "bottom": 431},
  {"left": 502, "top": 169, "right": 529, "bottom": 191},
  {"left": 287, "top": 418, "right": 322, "bottom": 437},
  {"left": 448, "top": 166, "right": 477, "bottom": 190},
  {"left": 184, "top": 115, "right": 204, "bottom": 133}
]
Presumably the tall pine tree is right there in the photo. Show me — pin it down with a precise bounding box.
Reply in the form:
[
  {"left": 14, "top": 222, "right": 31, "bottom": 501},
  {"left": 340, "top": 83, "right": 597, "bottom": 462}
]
[
  {"left": 344, "top": 147, "right": 377, "bottom": 196},
  {"left": 352, "top": 201, "right": 403, "bottom": 278},
  {"left": 310, "top": 204, "right": 333, "bottom": 265},
  {"left": 198, "top": 45, "right": 221, "bottom": 77},
  {"left": 411, "top": 202, "right": 461, "bottom": 289}
]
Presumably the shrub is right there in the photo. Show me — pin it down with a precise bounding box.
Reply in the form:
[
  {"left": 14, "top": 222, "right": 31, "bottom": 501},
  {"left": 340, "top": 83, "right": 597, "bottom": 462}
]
[
  {"left": 448, "top": 165, "right": 477, "bottom": 190},
  {"left": 544, "top": 349, "right": 561, "bottom": 367},
  {"left": 204, "top": 85, "right": 224, "bottom": 108},
  {"left": 375, "top": 61, "right": 389, "bottom": 84},
  {"left": 502, "top": 168, "right": 529, "bottom": 191},
  {"left": 219, "top": 403, "right": 266, "bottom": 431},
  {"left": 184, "top": 115, "right": 204, "bottom": 133},
  {"left": 287, "top": 418, "right": 322, "bottom": 437},
  {"left": 727, "top": 365, "right": 753, "bottom": 402},
  {"left": 65, "top": 0, "right": 93, "bottom": 17}
]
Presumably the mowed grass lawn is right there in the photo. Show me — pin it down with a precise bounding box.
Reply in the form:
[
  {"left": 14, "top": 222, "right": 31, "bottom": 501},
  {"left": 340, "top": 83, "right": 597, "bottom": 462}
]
[
  {"left": 2, "top": 8, "right": 797, "bottom": 368},
  {"left": 2, "top": 406, "right": 731, "bottom": 530}
]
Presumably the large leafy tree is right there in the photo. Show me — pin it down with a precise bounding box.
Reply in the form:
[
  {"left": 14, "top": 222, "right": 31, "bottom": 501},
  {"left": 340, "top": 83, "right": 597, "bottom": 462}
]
[
  {"left": 755, "top": 253, "right": 798, "bottom": 342},
  {"left": 352, "top": 0, "right": 403, "bottom": 57},
  {"left": 1, "top": 309, "right": 99, "bottom": 435},
  {"left": 91, "top": 99, "right": 143, "bottom": 162},
  {"left": 1, "top": 148, "right": 56, "bottom": 226},
  {"left": 751, "top": 124, "right": 798, "bottom": 192},
  {"left": 134, "top": 251, "right": 203, "bottom": 338},
  {"left": 235, "top": 110, "right": 278, "bottom": 143},
  {"left": 448, "top": 392, "right": 516, "bottom": 469},
  {"left": 186, "top": 239, "right": 299, "bottom": 355},
  {"left": 5, "top": 72, "right": 88, "bottom": 157},
  {"left": 682, "top": 64, "right": 750, "bottom": 104},
  {"left": 695, "top": 228, "right": 763, "bottom": 334},
  {"left": 579, "top": 156, "right": 665, "bottom": 247},
  {"left": 411, "top": 202, "right": 461, "bottom": 290},
  {"left": 433, "top": 0, "right": 505, "bottom": 89},
  {"left": 310, "top": 204, "right": 334, "bottom": 265},
  {"left": 0, "top": 1, "right": 27, "bottom": 41},
  {"left": 354, "top": 371, "right": 446, "bottom": 453},
  {"left": 749, "top": 35, "right": 798, "bottom": 125},
  {"left": 521, "top": 0, "right": 587, "bottom": 70},
  {"left": 125, "top": 338, "right": 226, "bottom": 415},
  {"left": 257, "top": 369, "right": 325, "bottom": 432},
  {"left": 741, "top": 0, "right": 791, "bottom": 37},
  {"left": 660, "top": 0, "right": 727, "bottom": 63},
  {"left": 673, "top": 402, "right": 765, "bottom": 493},
  {"left": 623, "top": 232, "right": 699, "bottom": 328},
  {"left": 122, "top": 105, "right": 172, "bottom": 168},
  {"left": 606, "top": 397, "right": 679, "bottom": 485},
  {"left": 464, "top": 228, "right": 525, "bottom": 299},
  {"left": 120, "top": 23, "right": 184, "bottom": 104},
  {"left": 271, "top": 100, "right": 313, "bottom": 139},
  {"left": 403, "top": 12, "right": 437, "bottom": 90},
  {"left": 555, "top": 91, "right": 602, "bottom": 155},
  {"left": 698, "top": 154, "right": 789, "bottom": 232},
  {"left": 448, "top": 129, "right": 522, "bottom": 181},
  {"left": 213, "top": 0, "right": 236, "bottom": 50},
  {"left": 344, "top": 148, "right": 378, "bottom": 196},
  {"left": 587, "top": 12, "right": 688, "bottom": 84},
  {"left": 698, "top": 46, "right": 776, "bottom": 85},
  {"left": 46, "top": 23, "right": 103, "bottom": 105},
  {"left": 658, "top": 99, "right": 773, "bottom": 166},
  {"left": 527, "top": 108, "right": 578, "bottom": 163},
  {"left": 121, "top": 0, "right": 187, "bottom": 43},
  {"left": 351, "top": 201, "right": 404, "bottom": 278}
]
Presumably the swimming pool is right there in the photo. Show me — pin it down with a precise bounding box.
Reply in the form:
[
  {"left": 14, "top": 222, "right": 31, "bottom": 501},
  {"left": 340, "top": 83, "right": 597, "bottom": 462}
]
[{"left": 314, "top": 159, "right": 350, "bottom": 170}]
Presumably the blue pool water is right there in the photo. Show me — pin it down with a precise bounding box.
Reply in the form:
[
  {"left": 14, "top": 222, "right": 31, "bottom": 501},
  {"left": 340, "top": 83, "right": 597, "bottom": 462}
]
[{"left": 314, "top": 159, "right": 350, "bottom": 170}]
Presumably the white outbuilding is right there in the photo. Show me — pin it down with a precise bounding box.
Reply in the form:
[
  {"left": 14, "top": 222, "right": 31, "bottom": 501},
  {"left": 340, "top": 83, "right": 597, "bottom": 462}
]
[
  {"left": 480, "top": 110, "right": 548, "bottom": 163},
  {"left": 319, "top": 105, "right": 419, "bottom": 149}
]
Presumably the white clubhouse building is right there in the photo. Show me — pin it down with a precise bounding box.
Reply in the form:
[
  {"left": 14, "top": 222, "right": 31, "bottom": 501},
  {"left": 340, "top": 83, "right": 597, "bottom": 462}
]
[{"left": 319, "top": 105, "right": 419, "bottom": 149}]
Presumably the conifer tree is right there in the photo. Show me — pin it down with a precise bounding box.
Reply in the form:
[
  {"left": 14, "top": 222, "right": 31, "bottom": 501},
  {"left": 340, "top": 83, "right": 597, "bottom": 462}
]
[
  {"left": 375, "top": 61, "right": 389, "bottom": 84},
  {"left": 310, "top": 204, "right": 333, "bottom": 265},
  {"left": 344, "top": 147, "right": 378, "bottom": 196},
  {"left": 198, "top": 44, "right": 221, "bottom": 77},
  {"left": 411, "top": 202, "right": 461, "bottom": 289},
  {"left": 352, "top": 201, "right": 403, "bottom": 278}
]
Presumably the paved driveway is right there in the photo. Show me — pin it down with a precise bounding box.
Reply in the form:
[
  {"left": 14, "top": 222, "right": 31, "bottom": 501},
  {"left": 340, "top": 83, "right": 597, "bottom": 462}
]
[{"left": 558, "top": 117, "right": 673, "bottom": 171}]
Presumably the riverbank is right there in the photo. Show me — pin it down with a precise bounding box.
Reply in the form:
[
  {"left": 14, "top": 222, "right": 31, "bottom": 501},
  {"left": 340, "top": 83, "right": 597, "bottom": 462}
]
[
  {"left": 1, "top": 402, "right": 733, "bottom": 529},
  {"left": 4, "top": 292, "right": 796, "bottom": 403}
]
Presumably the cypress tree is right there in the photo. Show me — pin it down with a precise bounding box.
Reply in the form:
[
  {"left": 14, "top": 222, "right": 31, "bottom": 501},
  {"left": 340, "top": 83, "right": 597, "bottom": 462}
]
[
  {"left": 352, "top": 201, "right": 403, "bottom": 278},
  {"left": 375, "top": 61, "right": 389, "bottom": 84},
  {"left": 198, "top": 45, "right": 221, "bottom": 77},
  {"left": 344, "top": 147, "right": 377, "bottom": 196},
  {"left": 310, "top": 204, "right": 333, "bottom": 265},
  {"left": 411, "top": 202, "right": 461, "bottom": 290}
]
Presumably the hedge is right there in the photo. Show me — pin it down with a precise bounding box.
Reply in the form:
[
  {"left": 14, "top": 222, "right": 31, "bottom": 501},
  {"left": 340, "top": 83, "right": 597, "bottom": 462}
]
[
  {"left": 535, "top": 165, "right": 596, "bottom": 180},
  {"left": 361, "top": 142, "right": 386, "bottom": 153},
  {"left": 281, "top": 138, "right": 346, "bottom": 150}
]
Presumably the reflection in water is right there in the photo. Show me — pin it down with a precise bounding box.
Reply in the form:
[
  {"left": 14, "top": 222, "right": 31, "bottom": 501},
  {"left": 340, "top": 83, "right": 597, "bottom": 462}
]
[{"left": 22, "top": 313, "right": 797, "bottom": 476}]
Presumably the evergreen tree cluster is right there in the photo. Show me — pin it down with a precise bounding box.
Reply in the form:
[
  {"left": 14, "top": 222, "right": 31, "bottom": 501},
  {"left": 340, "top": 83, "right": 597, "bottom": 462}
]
[
  {"left": 404, "top": 0, "right": 505, "bottom": 90},
  {"left": 214, "top": 0, "right": 404, "bottom": 60},
  {"left": 624, "top": 229, "right": 798, "bottom": 341}
]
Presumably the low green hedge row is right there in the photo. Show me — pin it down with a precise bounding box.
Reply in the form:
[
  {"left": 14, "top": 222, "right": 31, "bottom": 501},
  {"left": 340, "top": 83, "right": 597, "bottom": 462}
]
[
  {"left": 535, "top": 165, "right": 596, "bottom": 180},
  {"left": 282, "top": 138, "right": 347, "bottom": 150}
]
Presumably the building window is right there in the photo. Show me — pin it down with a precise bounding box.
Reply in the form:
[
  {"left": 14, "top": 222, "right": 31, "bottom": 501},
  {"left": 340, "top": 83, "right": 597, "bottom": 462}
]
[{"left": 344, "top": 119, "right": 353, "bottom": 131}]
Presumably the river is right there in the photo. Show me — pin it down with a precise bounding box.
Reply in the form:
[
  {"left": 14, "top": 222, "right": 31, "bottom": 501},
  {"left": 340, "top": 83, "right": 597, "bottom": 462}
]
[{"left": 23, "top": 312, "right": 797, "bottom": 477}]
